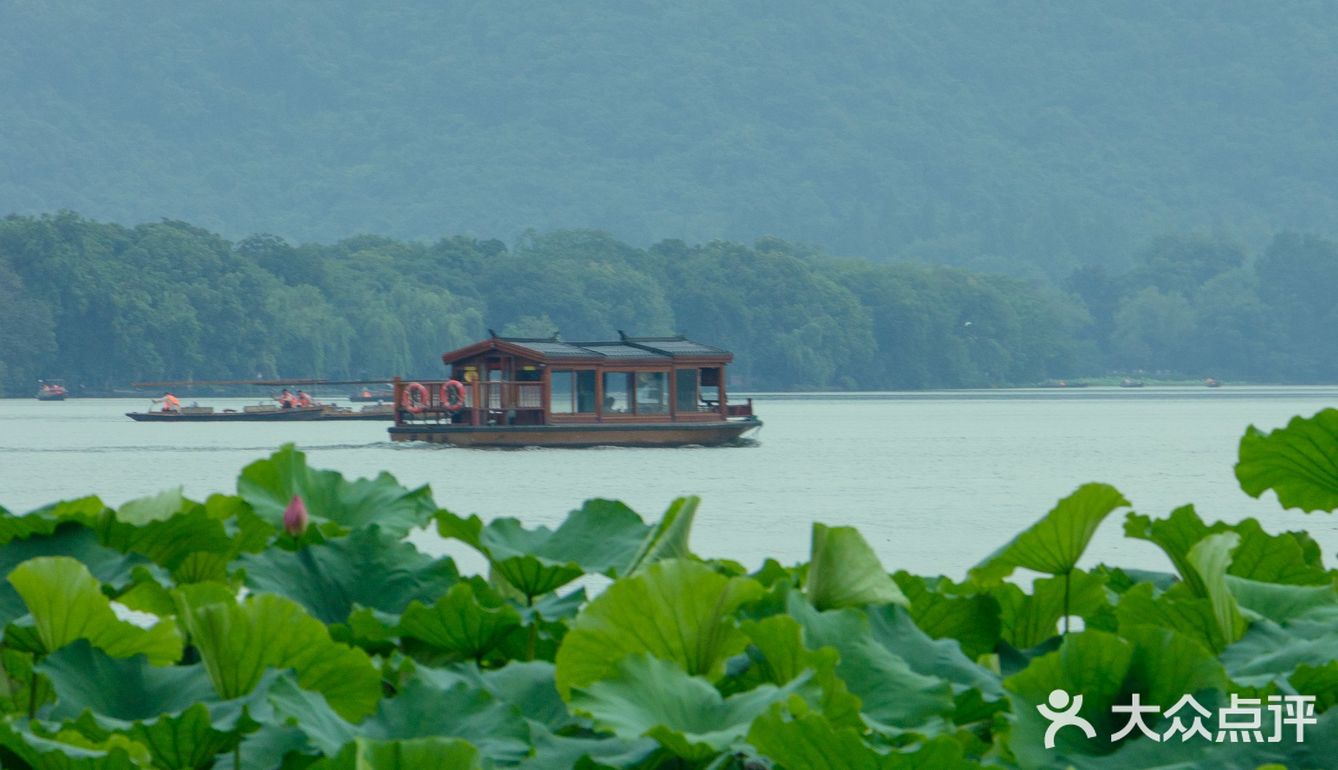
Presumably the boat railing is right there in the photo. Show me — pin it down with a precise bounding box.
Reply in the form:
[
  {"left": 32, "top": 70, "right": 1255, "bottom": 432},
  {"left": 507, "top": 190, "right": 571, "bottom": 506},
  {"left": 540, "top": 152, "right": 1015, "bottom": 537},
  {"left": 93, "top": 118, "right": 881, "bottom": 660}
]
[
  {"left": 726, "top": 398, "right": 754, "bottom": 417},
  {"left": 393, "top": 379, "right": 545, "bottom": 424}
]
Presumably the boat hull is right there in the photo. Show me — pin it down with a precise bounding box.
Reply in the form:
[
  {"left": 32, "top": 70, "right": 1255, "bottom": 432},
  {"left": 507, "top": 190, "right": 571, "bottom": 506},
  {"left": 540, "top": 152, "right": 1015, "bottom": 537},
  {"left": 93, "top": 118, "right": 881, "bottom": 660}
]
[
  {"left": 35, "top": 394, "right": 66, "bottom": 401},
  {"left": 387, "top": 418, "right": 761, "bottom": 447},
  {"left": 126, "top": 407, "right": 326, "bottom": 422}
]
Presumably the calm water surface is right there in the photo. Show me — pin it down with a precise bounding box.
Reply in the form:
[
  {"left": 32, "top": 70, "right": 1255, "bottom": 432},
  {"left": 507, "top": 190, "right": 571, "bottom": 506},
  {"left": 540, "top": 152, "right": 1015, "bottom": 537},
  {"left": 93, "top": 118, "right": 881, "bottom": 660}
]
[{"left": 2, "top": 388, "right": 1337, "bottom": 579}]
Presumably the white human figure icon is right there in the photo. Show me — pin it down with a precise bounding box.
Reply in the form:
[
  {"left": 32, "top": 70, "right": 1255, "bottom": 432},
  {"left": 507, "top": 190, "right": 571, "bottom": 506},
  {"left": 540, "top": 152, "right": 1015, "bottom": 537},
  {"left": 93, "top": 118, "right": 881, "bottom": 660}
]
[{"left": 1037, "top": 688, "right": 1097, "bottom": 749}]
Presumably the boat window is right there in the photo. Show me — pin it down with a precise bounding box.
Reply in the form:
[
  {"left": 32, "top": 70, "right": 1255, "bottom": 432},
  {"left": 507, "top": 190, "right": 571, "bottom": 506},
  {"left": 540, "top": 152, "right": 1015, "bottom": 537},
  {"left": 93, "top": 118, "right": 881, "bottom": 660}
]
[
  {"left": 636, "top": 371, "right": 668, "bottom": 414},
  {"left": 675, "top": 369, "right": 697, "bottom": 412},
  {"left": 551, "top": 370, "right": 575, "bottom": 414},
  {"left": 575, "top": 371, "right": 597, "bottom": 412},
  {"left": 602, "top": 371, "right": 633, "bottom": 413},
  {"left": 699, "top": 367, "right": 721, "bottom": 405},
  {"left": 551, "top": 370, "right": 597, "bottom": 414}
]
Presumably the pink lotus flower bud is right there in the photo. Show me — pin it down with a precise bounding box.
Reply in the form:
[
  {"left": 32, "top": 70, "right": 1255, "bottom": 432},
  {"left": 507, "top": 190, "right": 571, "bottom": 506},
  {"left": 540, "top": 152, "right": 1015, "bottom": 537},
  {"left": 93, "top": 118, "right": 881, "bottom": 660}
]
[{"left": 283, "top": 495, "right": 309, "bottom": 536}]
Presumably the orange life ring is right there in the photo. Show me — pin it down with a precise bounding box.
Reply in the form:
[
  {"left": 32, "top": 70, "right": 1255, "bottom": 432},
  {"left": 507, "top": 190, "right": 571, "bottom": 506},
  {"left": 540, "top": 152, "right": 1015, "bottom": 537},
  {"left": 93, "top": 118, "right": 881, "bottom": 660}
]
[
  {"left": 440, "top": 379, "right": 467, "bottom": 412},
  {"left": 401, "top": 382, "right": 429, "bottom": 414}
]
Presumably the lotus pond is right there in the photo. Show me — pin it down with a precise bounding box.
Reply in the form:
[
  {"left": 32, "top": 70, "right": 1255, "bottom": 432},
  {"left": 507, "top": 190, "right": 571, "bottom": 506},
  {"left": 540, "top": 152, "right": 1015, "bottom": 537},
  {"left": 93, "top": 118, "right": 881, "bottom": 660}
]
[{"left": 1, "top": 410, "right": 1338, "bottom": 768}]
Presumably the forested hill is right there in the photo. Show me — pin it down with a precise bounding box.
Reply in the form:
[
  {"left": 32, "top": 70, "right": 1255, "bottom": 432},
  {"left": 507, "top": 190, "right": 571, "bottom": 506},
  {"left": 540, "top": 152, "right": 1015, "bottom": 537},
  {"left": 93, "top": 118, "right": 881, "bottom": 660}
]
[
  {"left": 3, "top": 213, "right": 1338, "bottom": 395},
  {"left": 4, "top": 2, "right": 1338, "bottom": 277}
]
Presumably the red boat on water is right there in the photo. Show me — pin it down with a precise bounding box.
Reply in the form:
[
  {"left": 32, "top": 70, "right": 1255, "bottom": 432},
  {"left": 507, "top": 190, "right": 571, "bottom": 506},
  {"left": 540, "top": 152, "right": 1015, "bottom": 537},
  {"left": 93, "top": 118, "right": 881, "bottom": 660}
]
[
  {"left": 388, "top": 332, "right": 761, "bottom": 448},
  {"left": 36, "top": 381, "right": 67, "bottom": 401}
]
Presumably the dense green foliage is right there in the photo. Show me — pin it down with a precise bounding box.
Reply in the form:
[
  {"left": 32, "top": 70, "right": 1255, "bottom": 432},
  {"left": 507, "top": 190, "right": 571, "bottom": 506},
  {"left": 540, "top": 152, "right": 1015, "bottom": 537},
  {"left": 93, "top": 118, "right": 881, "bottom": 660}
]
[
  {"left": 5, "top": 2, "right": 1338, "bottom": 277},
  {"left": 5, "top": 212, "right": 1338, "bottom": 395},
  {"left": 1, "top": 412, "right": 1338, "bottom": 767}
]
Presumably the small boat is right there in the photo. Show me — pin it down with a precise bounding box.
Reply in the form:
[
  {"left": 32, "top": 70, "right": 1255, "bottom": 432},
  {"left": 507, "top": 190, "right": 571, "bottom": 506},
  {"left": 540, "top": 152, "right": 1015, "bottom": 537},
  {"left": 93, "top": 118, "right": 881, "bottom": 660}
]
[
  {"left": 387, "top": 332, "right": 761, "bottom": 448},
  {"left": 317, "top": 403, "right": 396, "bottom": 421},
  {"left": 1204, "top": 378, "right": 1222, "bottom": 388},
  {"left": 1119, "top": 378, "right": 1145, "bottom": 388},
  {"left": 126, "top": 405, "right": 326, "bottom": 422},
  {"left": 36, "top": 381, "right": 68, "bottom": 401}
]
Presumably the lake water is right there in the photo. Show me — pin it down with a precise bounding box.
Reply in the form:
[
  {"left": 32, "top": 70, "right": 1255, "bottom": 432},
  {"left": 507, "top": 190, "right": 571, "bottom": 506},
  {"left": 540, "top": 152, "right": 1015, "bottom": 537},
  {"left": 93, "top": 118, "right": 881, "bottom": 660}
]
[{"left": 2, "top": 388, "right": 1337, "bottom": 580}]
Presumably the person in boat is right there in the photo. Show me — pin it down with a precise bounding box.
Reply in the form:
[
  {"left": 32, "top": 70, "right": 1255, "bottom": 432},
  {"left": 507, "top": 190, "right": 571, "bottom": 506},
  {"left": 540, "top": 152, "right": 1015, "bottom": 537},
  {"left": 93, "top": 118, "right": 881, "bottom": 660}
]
[
  {"left": 277, "top": 388, "right": 295, "bottom": 408},
  {"left": 360, "top": 388, "right": 372, "bottom": 398},
  {"left": 158, "top": 393, "right": 181, "bottom": 413},
  {"left": 296, "top": 390, "right": 313, "bottom": 408}
]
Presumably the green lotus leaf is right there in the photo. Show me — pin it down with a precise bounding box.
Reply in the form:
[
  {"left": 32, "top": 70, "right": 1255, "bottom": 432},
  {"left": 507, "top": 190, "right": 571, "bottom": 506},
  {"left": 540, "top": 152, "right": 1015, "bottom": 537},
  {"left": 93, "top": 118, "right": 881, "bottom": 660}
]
[
  {"left": 0, "top": 648, "right": 53, "bottom": 715},
  {"left": 786, "top": 592, "right": 955, "bottom": 730},
  {"left": 1118, "top": 625, "right": 1227, "bottom": 711},
  {"left": 1004, "top": 630, "right": 1133, "bottom": 763},
  {"left": 972, "top": 483, "right": 1130, "bottom": 583},
  {"left": 98, "top": 495, "right": 235, "bottom": 573},
  {"left": 267, "top": 671, "right": 531, "bottom": 764},
  {"left": 0, "top": 719, "right": 156, "bottom": 768},
  {"left": 0, "top": 526, "right": 149, "bottom": 629},
  {"left": 69, "top": 704, "right": 242, "bottom": 770},
  {"left": 1187, "top": 532, "right": 1246, "bottom": 650},
  {"left": 1122, "top": 505, "right": 1212, "bottom": 596},
  {"left": 994, "top": 569, "right": 1109, "bottom": 649},
  {"left": 748, "top": 705, "right": 982, "bottom": 770},
  {"left": 1237, "top": 408, "right": 1338, "bottom": 513},
  {"left": 239, "top": 526, "right": 459, "bottom": 624},
  {"left": 1289, "top": 660, "right": 1338, "bottom": 713},
  {"left": 623, "top": 496, "right": 698, "bottom": 574},
  {"left": 1115, "top": 583, "right": 1230, "bottom": 654},
  {"left": 1126, "top": 506, "right": 1328, "bottom": 589},
  {"left": 314, "top": 737, "right": 483, "bottom": 770},
  {"left": 1227, "top": 576, "right": 1338, "bottom": 625},
  {"left": 569, "top": 653, "right": 811, "bottom": 762},
  {"left": 8, "top": 557, "right": 182, "bottom": 665},
  {"left": 1221, "top": 604, "right": 1338, "bottom": 686},
  {"left": 735, "top": 614, "right": 862, "bottom": 729},
  {"left": 399, "top": 581, "right": 522, "bottom": 661},
  {"left": 175, "top": 587, "right": 381, "bottom": 721},
  {"left": 482, "top": 660, "right": 573, "bottom": 732},
  {"left": 0, "top": 497, "right": 108, "bottom": 545},
  {"left": 522, "top": 728, "right": 659, "bottom": 770},
  {"left": 893, "top": 572, "right": 1001, "bottom": 660},
  {"left": 39, "top": 641, "right": 216, "bottom": 722},
  {"left": 865, "top": 604, "right": 1002, "bottom": 700},
  {"left": 237, "top": 444, "right": 436, "bottom": 537},
  {"left": 806, "top": 523, "right": 908, "bottom": 610},
  {"left": 437, "top": 498, "right": 651, "bottom": 599},
  {"left": 554, "top": 558, "right": 764, "bottom": 698}
]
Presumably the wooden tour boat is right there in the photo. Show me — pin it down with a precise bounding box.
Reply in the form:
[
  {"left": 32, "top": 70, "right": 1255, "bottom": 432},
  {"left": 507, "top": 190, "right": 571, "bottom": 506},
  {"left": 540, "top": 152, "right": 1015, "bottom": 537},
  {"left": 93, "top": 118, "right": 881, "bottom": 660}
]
[{"left": 388, "top": 332, "right": 761, "bottom": 447}]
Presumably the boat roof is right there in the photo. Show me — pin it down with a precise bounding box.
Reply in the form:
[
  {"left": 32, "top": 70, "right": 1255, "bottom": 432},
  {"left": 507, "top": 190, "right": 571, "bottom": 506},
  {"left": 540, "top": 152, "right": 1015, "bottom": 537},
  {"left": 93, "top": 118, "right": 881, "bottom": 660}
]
[{"left": 441, "top": 332, "right": 733, "bottom": 365}]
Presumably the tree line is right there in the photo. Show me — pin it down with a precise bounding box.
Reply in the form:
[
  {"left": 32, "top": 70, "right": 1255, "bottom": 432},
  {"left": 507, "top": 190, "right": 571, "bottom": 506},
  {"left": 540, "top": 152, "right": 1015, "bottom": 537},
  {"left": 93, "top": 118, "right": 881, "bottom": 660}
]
[{"left": 0, "top": 212, "right": 1335, "bottom": 395}]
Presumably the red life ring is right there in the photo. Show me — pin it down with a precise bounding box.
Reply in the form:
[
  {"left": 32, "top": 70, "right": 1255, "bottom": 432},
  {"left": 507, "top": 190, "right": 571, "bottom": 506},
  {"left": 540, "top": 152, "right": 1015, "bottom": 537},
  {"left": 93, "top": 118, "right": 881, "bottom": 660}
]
[
  {"left": 440, "top": 380, "right": 467, "bottom": 412},
  {"left": 401, "top": 382, "right": 429, "bottom": 414}
]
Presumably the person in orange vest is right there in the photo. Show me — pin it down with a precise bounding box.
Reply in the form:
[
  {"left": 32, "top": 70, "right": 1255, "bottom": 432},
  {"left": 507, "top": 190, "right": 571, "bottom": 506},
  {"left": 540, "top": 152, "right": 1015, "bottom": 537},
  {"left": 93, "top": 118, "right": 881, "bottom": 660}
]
[
  {"left": 360, "top": 388, "right": 372, "bottom": 398},
  {"left": 297, "top": 390, "right": 313, "bottom": 407},
  {"left": 160, "top": 393, "right": 181, "bottom": 413}
]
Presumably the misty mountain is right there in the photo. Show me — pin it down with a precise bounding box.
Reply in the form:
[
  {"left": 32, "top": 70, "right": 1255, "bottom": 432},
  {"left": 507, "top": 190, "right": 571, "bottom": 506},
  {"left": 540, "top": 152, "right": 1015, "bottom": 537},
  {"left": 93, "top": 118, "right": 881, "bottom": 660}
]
[{"left": 4, "top": 1, "right": 1337, "bottom": 276}]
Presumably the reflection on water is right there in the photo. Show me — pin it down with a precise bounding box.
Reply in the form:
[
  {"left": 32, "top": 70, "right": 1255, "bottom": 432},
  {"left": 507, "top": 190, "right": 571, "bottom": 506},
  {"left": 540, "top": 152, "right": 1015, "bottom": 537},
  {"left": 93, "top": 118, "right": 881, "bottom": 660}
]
[{"left": 2, "top": 389, "right": 1337, "bottom": 578}]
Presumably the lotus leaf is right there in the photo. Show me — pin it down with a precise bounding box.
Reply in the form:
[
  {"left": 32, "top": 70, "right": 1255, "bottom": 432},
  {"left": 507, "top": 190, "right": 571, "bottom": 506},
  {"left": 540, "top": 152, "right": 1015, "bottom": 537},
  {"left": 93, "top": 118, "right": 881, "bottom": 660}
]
[
  {"left": 972, "top": 483, "right": 1129, "bottom": 583},
  {"left": 1237, "top": 408, "right": 1338, "bottom": 513},
  {"left": 237, "top": 444, "right": 436, "bottom": 537},
  {"left": 555, "top": 558, "right": 764, "bottom": 697},
  {"left": 8, "top": 557, "right": 181, "bottom": 665},
  {"left": 806, "top": 523, "right": 908, "bottom": 610}
]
